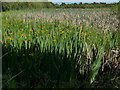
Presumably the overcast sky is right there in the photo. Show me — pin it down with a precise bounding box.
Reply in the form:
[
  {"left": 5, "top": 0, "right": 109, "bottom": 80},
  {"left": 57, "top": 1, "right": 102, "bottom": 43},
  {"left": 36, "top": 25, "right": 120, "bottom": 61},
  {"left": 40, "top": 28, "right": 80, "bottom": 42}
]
[{"left": 48, "top": 0, "right": 119, "bottom": 3}]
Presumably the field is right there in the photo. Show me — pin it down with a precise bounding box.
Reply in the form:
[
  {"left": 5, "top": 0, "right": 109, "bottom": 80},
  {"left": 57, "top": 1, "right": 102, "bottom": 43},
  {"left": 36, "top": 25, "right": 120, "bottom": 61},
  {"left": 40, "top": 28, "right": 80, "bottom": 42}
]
[{"left": 2, "top": 8, "right": 120, "bottom": 88}]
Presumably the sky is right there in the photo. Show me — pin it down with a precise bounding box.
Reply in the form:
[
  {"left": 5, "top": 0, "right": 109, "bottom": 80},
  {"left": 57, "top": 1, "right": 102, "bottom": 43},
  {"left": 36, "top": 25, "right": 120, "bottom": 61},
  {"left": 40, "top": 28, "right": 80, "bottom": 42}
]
[{"left": 48, "top": 0, "right": 119, "bottom": 3}]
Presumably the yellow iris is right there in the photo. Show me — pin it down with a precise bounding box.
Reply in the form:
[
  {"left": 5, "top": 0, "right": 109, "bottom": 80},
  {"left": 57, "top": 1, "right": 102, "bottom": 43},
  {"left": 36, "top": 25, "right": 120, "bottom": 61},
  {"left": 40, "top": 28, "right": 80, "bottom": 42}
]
[
  {"left": 42, "top": 27, "right": 44, "bottom": 29},
  {"left": 87, "top": 38, "right": 90, "bottom": 40},
  {"left": 41, "top": 30, "right": 44, "bottom": 32},
  {"left": 9, "top": 38, "right": 12, "bottom": 41},
  {"left": 21, "top": 28, "right": 24, "bottom": 31},
  {"left": 53, "top": 36, "right": 55, "bottom": 38},
  {"left": 66, "top": 29, "right": 69, "bottom": 32},
  {"left": 89, "top": 31, "right": 91, "bottom": 34},
  {"left": 81, "top": 32, "right": 84, "bottom": 35},
  {"left": 62, "top": 31, "right": 64, "bottom": 34},
  {"left": 29, "top": 29, "right": 32, "bottom": 32},
  {"left": 25, "top": 37, "right": 27, "bottom": 39},
  {"left": 53, "top": 39, "right": 56, "bottom": 42},
  {"left": 10, "top": 33, "right": 13, "bottom": 35},
  {"left": 21, "top": 34, "right": 24, "bottom": 36},
  {"left": 33, "top": 28, "right": 35, "bottom": 30},
  {"left": 8, "top": 37, "right": 10, "bottom": 39}
]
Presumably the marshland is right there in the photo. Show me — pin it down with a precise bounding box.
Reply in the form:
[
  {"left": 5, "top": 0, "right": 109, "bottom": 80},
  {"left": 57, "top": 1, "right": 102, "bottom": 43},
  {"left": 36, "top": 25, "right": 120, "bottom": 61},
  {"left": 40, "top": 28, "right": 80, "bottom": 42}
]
[{"left": 1, "top": 2, "right": 120, "bottom": 88}]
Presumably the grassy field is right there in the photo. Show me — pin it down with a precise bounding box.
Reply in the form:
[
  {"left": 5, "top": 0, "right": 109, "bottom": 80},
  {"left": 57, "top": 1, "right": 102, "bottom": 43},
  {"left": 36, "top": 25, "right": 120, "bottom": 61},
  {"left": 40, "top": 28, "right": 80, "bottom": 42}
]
[{"left": 2, "top": 8, "right": 120, "bottom": 88}]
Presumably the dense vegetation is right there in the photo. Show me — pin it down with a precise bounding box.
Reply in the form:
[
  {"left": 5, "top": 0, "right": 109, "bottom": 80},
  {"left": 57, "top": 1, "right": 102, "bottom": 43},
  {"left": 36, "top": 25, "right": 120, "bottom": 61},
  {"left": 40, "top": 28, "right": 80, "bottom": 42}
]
[
  {"left": 2, "top": 8, "right": 120, "bottom": 88},
  {"left": 2, "top": 2, "right": 119, "bottom": 12},
  {"left": 2, "top": 2, "right": 54, "bottom": 11},
  {"left": 1, "top": 1, "right": 120, "bottom": 88},
  {"left": 55, "top": 2, "right": 118, "bottom": 9}
]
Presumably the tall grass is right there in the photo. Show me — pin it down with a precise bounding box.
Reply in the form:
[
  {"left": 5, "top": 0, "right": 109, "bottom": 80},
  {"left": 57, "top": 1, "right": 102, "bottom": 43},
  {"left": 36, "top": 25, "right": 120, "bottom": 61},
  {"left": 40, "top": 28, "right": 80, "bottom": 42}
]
[{"left": 2, "top": 8, "right": 120, "bottom": 88}]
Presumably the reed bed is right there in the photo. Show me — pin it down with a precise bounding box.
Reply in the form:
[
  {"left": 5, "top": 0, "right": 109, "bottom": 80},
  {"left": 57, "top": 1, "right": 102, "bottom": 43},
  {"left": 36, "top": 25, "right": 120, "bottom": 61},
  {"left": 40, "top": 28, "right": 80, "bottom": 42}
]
[{"left": 2, "top": 8, "right": 120, "bottom": 88}]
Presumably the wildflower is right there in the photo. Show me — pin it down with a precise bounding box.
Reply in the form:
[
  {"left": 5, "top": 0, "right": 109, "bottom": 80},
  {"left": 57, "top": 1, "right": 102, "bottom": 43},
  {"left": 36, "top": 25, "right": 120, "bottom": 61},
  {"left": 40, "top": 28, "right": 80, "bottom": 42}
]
[
  {"left": 81, "top": 32, "right": 84, "bottom": 35},
  {"left": 29, "top": 29, "right": 32, "bottom": 32},
  {"left": 36, "top": 37, "right": 38, "bottom": 39},
  {"left": 25, "top": 26, "right": 28, "bottom": 28},
  {"left": 53, "top": 36, "right": 55, "bottom": 38},
  {"left": 38, "top": 26, "right": 40, "bottom": 28},
  {"left": 25, "top": 37, "right": 27, "bottom": 39},
  {"left": 42, "top": 27, "right": 44, "bottom": 29},
  {"left": 89, "top": 31, "right": 91, "bottom": 34},
  {"left": 41, "top": 30, "right": 44, "bottom": 32},
  {"left": 62, "top": 31, "right": 64, "bottom": 34},
  {"left": 34, "top": 32, "right": 37, "bottom": 34},
  {"left": 9, "top": 38, "right": 12, "bottom": 41},
  {"left": 21, "top": 34, "right": 24, "bottom": 36},
  {"left": 87, "top": 38, "right": 90, "bottom": 40},
  {"left": 46, "top": 30, "right": 48, "bottom": 32},
  {"left": 29, "top": 53, "right": 34, "bottom": 56},
  {"left": 21, "top": 28, "right": 24, "bottom": 31},
  {"left": 23, "top": 54, "right": 25, "bottom": 56},
  {"left": 70, "top": 30, "right": 72, "bottom": 32},
  {"left": 59, "top": 30, "right": 62, "bottom": 31},
  {"left": 53, "top": 39, "right": 56, "bottom": 42},
  {"left": 8, "top": 37, "right": 10, "bottom": 39},
  {"left": 10, "top": 33, "right": 13, "bottom": 35},
  {"left": 66, "top": 29, "right": 69, "bottom": 32}
]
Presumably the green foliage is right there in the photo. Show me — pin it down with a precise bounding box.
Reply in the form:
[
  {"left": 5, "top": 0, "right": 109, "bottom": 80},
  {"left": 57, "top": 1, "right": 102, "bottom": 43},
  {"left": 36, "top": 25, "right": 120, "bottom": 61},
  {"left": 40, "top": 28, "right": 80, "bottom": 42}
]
[
  {"left": 2, "top": 8, "right": 120, "bottom": 88},
  {"left": 2, "top": 2, "right": 54, "bottom": 11},
  {"left": 53, "top": 2, "right": 119, "bottom": 9},
  {"left": 2, "top": 2, "right": 119, "bottom": 12}
]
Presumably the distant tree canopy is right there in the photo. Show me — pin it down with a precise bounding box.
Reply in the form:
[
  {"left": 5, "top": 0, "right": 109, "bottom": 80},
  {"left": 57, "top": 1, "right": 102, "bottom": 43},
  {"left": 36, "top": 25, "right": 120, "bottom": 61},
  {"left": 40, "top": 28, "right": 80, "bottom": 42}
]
[
  {"left": 2, "top": 2, "right": 53, "bottom": 11},
  {"left": 2, "top": 2, "right": 119, "bottom": 11}
]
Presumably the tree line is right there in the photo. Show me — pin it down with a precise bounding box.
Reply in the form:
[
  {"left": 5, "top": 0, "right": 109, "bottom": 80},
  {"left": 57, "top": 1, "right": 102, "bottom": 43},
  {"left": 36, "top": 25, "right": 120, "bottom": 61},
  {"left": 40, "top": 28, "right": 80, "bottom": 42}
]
[{"left": 2, "top": 2, "right": 119, "bottom": 11}]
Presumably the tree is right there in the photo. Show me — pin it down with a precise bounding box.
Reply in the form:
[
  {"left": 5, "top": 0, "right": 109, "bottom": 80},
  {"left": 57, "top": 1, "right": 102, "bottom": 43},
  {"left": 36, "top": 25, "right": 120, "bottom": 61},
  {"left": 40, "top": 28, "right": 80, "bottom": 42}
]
[{"left": 61, "top": 2, "right": 66, "bottom": 6}]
